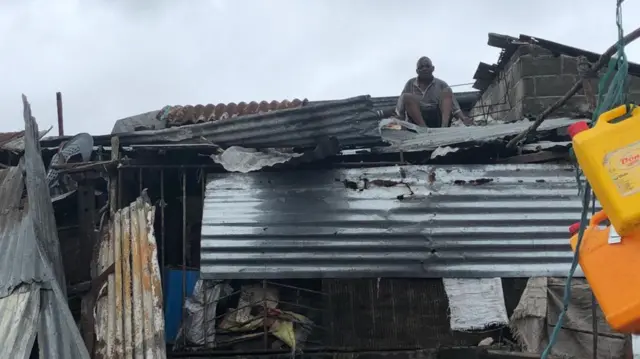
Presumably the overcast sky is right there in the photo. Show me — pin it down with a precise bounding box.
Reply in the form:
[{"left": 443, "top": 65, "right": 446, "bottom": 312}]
[{"left": 1, "top": 0, "right": 639, "bottom": 135}]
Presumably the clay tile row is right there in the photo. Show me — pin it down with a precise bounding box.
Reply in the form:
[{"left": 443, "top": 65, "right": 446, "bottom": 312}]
[{"left": 164, "top": 99, "right": 308, "bottom": 127}]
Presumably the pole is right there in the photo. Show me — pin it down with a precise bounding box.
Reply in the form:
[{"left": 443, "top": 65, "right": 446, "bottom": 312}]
[{"left": 56, "top": 91, "right": 64, "bottom": 136}]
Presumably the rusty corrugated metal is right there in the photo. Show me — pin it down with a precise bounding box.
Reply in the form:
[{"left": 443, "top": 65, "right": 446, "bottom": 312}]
[
  {"left": 165, "top": 99, "right": 307, "bottom": 127},
  {"left": 95, "top": 194, "right": 166, "bottom": 359}
]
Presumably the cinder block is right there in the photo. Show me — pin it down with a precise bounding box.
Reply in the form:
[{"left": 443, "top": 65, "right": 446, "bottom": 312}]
[
  {"left": 534, "top": 75, "right": 578, "bottom": 97},
  {"left": 520, "top": 55, "right": 562, "bottom": 77}
]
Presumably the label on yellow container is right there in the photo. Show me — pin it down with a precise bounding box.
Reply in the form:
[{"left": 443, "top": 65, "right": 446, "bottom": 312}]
[{"left": 604, "top": 140, "right": 640, "bottom": 196}]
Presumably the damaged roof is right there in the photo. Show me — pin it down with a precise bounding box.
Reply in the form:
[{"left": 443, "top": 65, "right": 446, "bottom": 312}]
[
  {"left": 473, "top": 33, "right": 640, "bottom": 91},
  {"left": 43, "top": 95, "right": 384, "bottom": 149},
  {"left": 0, "top": 166, "right": 51, "bottom": 299},
  {"left": 165, "top": 98, "right": 308, "bottom": 127},
  {"left": 0, "top": 129, "right": 50, "bottom": 152}
]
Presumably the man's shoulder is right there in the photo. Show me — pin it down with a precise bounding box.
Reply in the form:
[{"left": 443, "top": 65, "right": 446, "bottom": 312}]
[
  {"left": 404, "top": 77, "right": 417, "bottom": 86},
  {"left": 433, "top": 77, "right": 449, "bottom": 87}
]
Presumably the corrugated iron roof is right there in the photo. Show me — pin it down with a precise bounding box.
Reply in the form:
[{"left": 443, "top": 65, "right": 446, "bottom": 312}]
[
  {"left": 41, "top": 96, "right": 383, "bottom": 150},
  {"left": 0, "top": 129, "right": 51, "bottom": 152},
  {"left": 312, "top": 92, "right": 480, "bottom": 113},
  {"left": 379, "top": 117, "right": 581, "bottom": 152},
  {"left": 164, "top": 99, "right": 307, "bottom": 127},
  {"left": 200, "top": 163, "right": 590, "bottom": 279}
]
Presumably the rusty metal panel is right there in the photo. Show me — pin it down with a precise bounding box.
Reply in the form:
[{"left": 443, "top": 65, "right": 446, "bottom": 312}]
[
  {"left": 96, "top": 194, "right": 166, "bottom": 359},
  {"left": 201, "top": 163, "right": 592, "bottom": 279}
]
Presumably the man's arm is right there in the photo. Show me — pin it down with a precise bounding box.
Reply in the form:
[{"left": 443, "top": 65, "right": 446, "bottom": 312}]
[
  {"left": 440, "top": 87, "right": 454, "bottom": 128},
  {"left": 394, "top": 79, "right": 414, "bottom": 118},
  {"left": 441, "top": 81, "right": 472, "bottom": 125}
]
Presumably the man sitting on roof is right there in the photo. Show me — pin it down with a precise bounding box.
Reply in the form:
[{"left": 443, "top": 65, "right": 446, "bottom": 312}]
[{"left": 395, "top": 56, "right": 472, "bottom": 127}]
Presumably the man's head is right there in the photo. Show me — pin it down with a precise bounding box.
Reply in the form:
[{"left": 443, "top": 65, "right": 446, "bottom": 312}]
[{"left": 416, "top": 56, "right": 434, "bottom": 79}]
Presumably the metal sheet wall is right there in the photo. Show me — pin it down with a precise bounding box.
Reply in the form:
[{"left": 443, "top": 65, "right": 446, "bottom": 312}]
[
  {"left": 201, "top": 164, "right": 591, "bottom": 279},
  {"left": 95, "top": 195, "right": 166, "bottom": 359}
]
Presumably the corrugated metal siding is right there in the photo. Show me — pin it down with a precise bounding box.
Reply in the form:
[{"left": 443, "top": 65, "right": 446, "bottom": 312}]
[
  {"left": 0, "top": 284, "right": 40, "bottom": 359},
  {"left": 0, "top": 167, "right": 50, "bottom": 299},
  {"left": 95, "top": 195, "right": 166, "bottom": 359},
  {"left": 201, "top": 164, "right": 591, "bottom": 279}
]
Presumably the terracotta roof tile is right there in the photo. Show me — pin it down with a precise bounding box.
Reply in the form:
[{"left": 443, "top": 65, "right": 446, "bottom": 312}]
[{"left": 164, "top": 99, "right": 308, "bottom": 127}]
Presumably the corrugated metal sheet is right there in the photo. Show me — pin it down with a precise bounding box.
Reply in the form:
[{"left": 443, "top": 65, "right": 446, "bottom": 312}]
[
  {"left": 380, "top": 117, "right": 581, "bottom": 152},
  {"left": 40, "top": 96, "right": 383, "bottom": 149},
  {"left": 201, "top": 163, "right": 592, "bottom": 279},
  {"left": 0, "top": 129, "right": 50, "bottom": 152},
  {"left": 311, "top": 92, "right": 481, "bottom": 113},
  {"left": 0, "top": 284, "right": 40, "bottom": 359},
  {"left": 0, "top": 167, "right": 50, "bottom": 299},
  {"left": 22, "top": 95, "right": 89, "bottom": 359},
  {"left": 165, "top": 99, "right": 307, "bottom": 127},
  {"left": 95, "top": 194, "right": 166, "bottom": 359},
  {"left": 112, "top": 110, "right": 164, "bottom": 134},
  {"left": 0, "top": 96, "right": 89, "bottom": 359}
]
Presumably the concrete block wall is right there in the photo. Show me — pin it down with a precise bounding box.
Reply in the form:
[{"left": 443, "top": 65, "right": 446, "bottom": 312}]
[{"left": 470, "top": 44, "right": 640, "bottom": 124}]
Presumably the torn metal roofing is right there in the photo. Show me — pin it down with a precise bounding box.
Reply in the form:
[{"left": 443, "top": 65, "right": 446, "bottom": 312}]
[
  {"left": 0, "top": 129, "right": 50, "bottom": 152},
  {"left": 42, "top": 96, "right": 383, "bottom": 149},
  {"left": 378, "top": 117, "right": 581, "bottom": 153},
  {"left": 112, "top": 110, "right": 165, "bottom": 134},
  {"left": 165, "top": 98, "right": 308, "bottom": 127},
  {"left": 0, "top": 167, "right": 51, "bottom": 299},
  {"left": 201, "top": 163, "right": 589, "bottom": 279},
  {"left": 0, "top": 284, "right": 40, "bottom": 358},
  {"left": 5, "top": 94, "right": 90, "bottom": 359}
]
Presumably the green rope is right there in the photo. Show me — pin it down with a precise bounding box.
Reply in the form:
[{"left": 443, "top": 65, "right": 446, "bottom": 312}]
[{"left": 541, "top": 1, "right": 629, "bottom": 358}]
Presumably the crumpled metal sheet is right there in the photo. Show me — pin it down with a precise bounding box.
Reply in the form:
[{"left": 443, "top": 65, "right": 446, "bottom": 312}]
[
  {"left": 378, "top": 117, "right": 583, "bottom": 152},
  {"left": 0, "top": 95, "right": 90, "bottom": 359},
  {"left": 210, "top": 137, "right": 339, "bottom": 173},
  {"left": 22, "top": 95, "right": 90, "bottom": 359},
  {"left": 95, "top": 194, "right": 166, "bottom": 359},
  {"left": 0, "top": 167, "right": 51, "bottom": 299},
  {"left": 0, "top": 129, "right": 50, "bottom": 152},
  {"left": 211, "top": 146, "right": 304, "bottom": 173},
  {"left": 0, "top": 284, "right": 40, "bottom": 359}
]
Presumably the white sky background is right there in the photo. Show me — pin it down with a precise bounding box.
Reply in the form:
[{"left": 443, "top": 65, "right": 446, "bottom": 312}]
[{"left": 1, "top": 0, "right": 640, "bottom": 135}]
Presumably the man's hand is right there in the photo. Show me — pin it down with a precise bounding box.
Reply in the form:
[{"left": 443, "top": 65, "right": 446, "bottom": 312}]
[
  {"left": 455, "top": 112, "right": 473, "bottom": 126},
  {"left": 461, "top": 115, "right": 474, "bottom": 126}
]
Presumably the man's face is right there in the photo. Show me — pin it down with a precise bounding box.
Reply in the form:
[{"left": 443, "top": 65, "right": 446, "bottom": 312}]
[{"left": 416, "top": 58, "right": 434, "bottom": 77}]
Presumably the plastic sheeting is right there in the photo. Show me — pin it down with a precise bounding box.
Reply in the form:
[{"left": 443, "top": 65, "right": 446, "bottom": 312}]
[
  {"left": 510, "top": 277, "right": 627, "bottom": 358},
  {"left": 443, "top": 278, "right": 508, "bottom": 331}
]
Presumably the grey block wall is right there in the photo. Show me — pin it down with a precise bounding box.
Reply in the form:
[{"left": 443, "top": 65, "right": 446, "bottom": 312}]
[{"left": 470, "top": 44, "right": 640, "bottom": 123}]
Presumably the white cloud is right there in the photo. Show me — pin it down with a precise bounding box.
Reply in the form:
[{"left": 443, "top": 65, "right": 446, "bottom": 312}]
[{"left": 0, "top": 0, "right": 639, "bottom": 134}]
